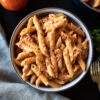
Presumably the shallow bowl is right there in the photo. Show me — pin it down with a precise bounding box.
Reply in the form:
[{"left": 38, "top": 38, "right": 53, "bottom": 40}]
[
  {"left": 73, "top": 0, "right": 100, "bottom": 13},
  {"left": 10, "top": 7, "right": 93, "bottom": 92}
]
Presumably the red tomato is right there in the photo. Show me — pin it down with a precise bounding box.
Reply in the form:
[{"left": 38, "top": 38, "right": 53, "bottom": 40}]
[{"left": 0, "top": 0, "right": 28, "bottom": 11}]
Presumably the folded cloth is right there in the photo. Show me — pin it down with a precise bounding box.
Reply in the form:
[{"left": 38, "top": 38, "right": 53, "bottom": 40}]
[{"left": 0, "top": 24, "right": 70, "bottom": 100}]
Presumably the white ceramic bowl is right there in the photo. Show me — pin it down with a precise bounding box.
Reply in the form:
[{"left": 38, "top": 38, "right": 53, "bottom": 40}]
[{"left": 10, "top": 7, "right": 93, "bottom": 92}]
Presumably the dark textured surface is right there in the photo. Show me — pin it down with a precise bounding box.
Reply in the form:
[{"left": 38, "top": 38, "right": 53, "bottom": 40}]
[{"left": 0, "top": 0, "right": 100, "bottom": 100}]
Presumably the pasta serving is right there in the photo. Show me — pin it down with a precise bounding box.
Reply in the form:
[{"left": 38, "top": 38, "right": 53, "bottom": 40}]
[{"left": 14, "top": 13, "right": 88, "bottom": 88}]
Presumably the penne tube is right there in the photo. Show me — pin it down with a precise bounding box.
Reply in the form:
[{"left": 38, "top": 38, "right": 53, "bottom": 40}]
[
  {"left": 48, "top": 80, "right": 61, "bottom": 88},
  {"left": 13, "top": 58, "right": 22, "bottom": 67},
  {"left": 54, "top": 49, "right": 63, "bottom": 70},
  {"left": 78, "top": 55, "right": 86, "bottom": 71},
  {"left": 22, "top": 73, "right": 28, "bottom": 81},
  {"left": 49, "top": 29, "right": 55, "bottom": 50},
  {"left": 53, "top": 79, "right": 66, "bottom": 85},
  {"left": 70, "top": 23, "right": 85, "bottom": 37},
  {"left": 30, "top": 75, "right": 37, "bottom": 84},
  {"left": 50, "top": 50, "right": 58, "bottom": 78},
  {"left": 16, "top": 41, "right": 33, "bottom": 52},
  {"left": 45, "top": 58, "right": 55, "bottom": 77},
  {"left": 27, "top": 68, "right": 34, "bottom": 76},
  {"left": 31, "top": 64, "right": 39, "bottom": 76},
  {"left": 39, "top": 74, "right": 49, "bottom": 86},
  {"left": 22, "top": 65, "right": 30, "bottom": 74},
  {"left": 16, "top": 51, "right": 34, "bottom": 61},
  {"left": 65, "top": 38, "right": 73, "bottom": 53},
  {"left": 82, "top": 38, "right": 88, "bottom": 47},
  {"left": 20, "top": 26, "right": 36, "bottom": 36},
  {"left": 63, "top": 47, "right": 74, "bottom": 77},
  {"left": 33, "top": 15, "right": 49, "bottom": 57},
  {"left": 21, "top": 57, "right": 36, "bottom": 66},
  {"left": 35, "top": 77, "right": 41, "bottom": 86},
  {"left": 55, "top": 37, "right": 62, "bottom": 49},
  {"left": 27, "top": 17, "right": 34, "bottom": 27}
]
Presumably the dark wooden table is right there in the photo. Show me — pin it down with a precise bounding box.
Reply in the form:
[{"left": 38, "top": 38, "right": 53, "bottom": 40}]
[{"left": 0, "top": 0, "right": 100, "bottom": 100}]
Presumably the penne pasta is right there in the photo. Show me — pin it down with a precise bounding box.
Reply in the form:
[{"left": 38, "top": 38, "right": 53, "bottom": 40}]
[
  {"left": 49, "top": 29, "right": 55, "bottom": 50},
  {"left": 39, "top": 74, "right": 49, "bottom": 86},
  {"left": 78, "top": 55, "right": 86, "bottom": 71},
  {"left": 70, "top": 23, "right": 85, "bottom": 37},
  {"left": 20, "top": 26, "right": 36, "bottom": 36},
  {"left": 48, "top": 80, "right": 61, "bottom": 88},
  {"left": 55, "top": 37, "right": 62, "bottom": 49},
  {"left": 33, "top": 15, "right": 49, "bottom": 57},
  {"left": 14, "top": 13, "right": 88, "bottom": 88},
  {"left": 50, "top": 49, "right": 58, "bottom": 78},
  {"left": 63, "top": 47, "right": 74, "bottom": 77},
  {"left": 27, "top": 17, "right": 34, "bottom": 27},
  {"left": 35, "top": 77, "right": 41, "bottom": 86},
  {"left": 30, "top": 75, "right": 37, "bottom": 84},
  {"left": 16, "top": 51, "right": 34, "bottom": 61},
  {"left": 21, "top": 57, "right": 36, "bottom": 66},
  {"left": 45, "top": 58, "right": 55, "bottom": 77}
]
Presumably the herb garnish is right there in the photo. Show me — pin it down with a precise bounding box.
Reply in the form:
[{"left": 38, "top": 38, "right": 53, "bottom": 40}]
[{"left": 90, "top": 29, "right": 100, "bottom": 59}]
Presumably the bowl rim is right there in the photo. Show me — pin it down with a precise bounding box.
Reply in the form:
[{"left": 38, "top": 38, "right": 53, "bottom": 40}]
[
  {"left": 81, "top": 0, "right": 100, "bottom": 13},
  {"left": 10, "top": 7, "right": 93, "bottom": 92}
]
